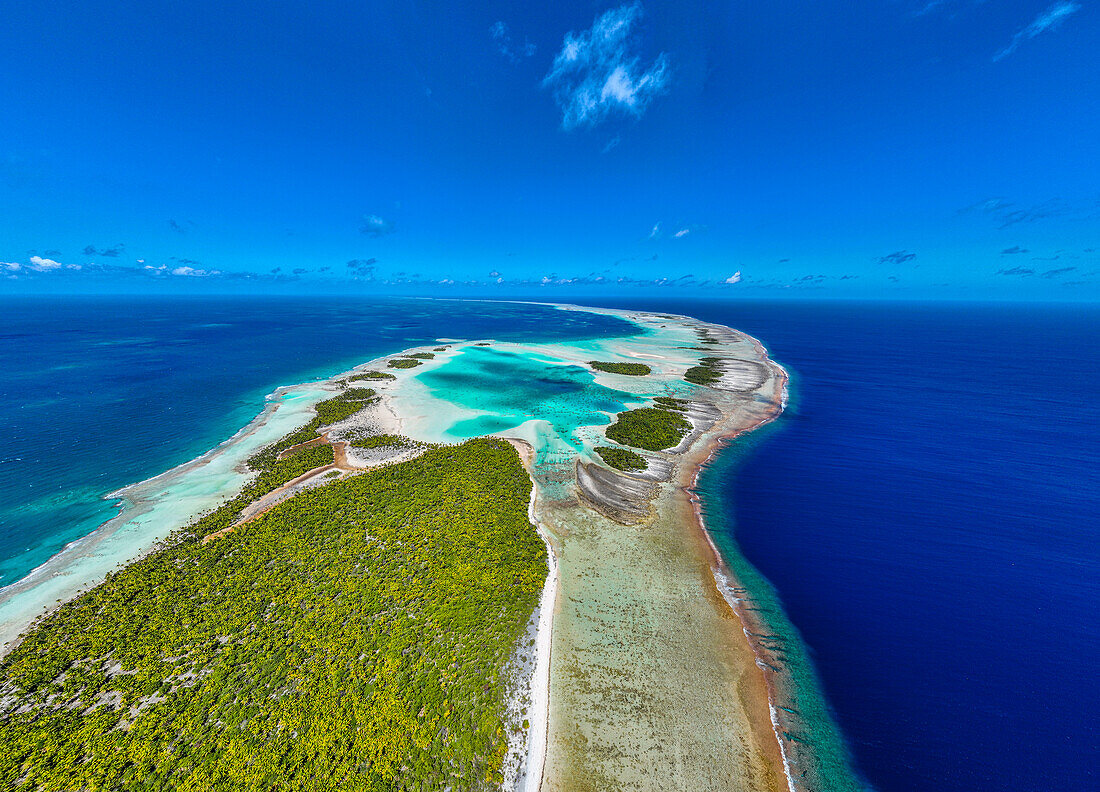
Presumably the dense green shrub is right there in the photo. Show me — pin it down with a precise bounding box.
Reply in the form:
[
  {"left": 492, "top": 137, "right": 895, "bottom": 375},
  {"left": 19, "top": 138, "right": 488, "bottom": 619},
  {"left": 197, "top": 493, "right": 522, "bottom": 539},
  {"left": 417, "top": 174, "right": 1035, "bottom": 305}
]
[
  {"left": 342, "top": 432, "right": 417, "bottom": 450},
  {"left": 604, "top": 407, "right": 692, "bottom": 451},
  {"left": 407, "top": 352, "right": 435, "bottom": 360},
  {"left": 588, "top": 361, "right": 651, "bottom": 376},
  {"left": 594, "top": 446, "right": 648, "bottom": 472},
  {"left": 387, "top": 358, "right": 422, "bottom": 369},
  {"left": 684, "top": 357, "right": 724, "bottom": 386},
  {"left": 0, "top": 439, "right": 544, "bottom": 792},
  {"left": 339, "top": 387, "right": 377, "bottom": 402},
  {"left": 348, "top": 371, "right": 395, "bottom": 381}
]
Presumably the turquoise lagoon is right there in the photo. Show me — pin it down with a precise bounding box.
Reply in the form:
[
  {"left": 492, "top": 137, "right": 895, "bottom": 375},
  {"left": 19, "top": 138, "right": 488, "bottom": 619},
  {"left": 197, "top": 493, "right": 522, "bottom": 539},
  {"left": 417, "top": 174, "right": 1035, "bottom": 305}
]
[{"left": 417, "top": 346, "right": 647, "bottom": 462}]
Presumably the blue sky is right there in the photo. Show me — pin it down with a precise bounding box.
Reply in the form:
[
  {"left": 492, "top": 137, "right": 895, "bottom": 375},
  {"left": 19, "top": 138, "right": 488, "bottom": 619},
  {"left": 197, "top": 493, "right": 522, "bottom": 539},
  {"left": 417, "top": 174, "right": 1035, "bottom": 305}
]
[{"left": 1, "top": 1, "right": 1097, "bottom": 299}]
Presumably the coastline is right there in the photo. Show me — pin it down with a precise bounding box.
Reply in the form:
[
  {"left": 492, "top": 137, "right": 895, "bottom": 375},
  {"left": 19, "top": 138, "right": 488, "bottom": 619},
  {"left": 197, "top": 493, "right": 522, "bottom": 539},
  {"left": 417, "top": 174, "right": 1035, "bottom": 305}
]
[
  {"left": 504, "top": 438, "right": 558, "bottom": 792},
  {"left": 678, "top": 357, "right": 795, "bottom": 791},
  {"left": 0, "top": 345, "right": 411, "bottom": 657},
  {"left": 0, "top": 301, "right": 850, "bottom": 791},
  {"left": 0, "top": 380, "right": 334, "bottom": 655},
  {"left": 560, "top": 304, "right": 795, "bottom": 778}
]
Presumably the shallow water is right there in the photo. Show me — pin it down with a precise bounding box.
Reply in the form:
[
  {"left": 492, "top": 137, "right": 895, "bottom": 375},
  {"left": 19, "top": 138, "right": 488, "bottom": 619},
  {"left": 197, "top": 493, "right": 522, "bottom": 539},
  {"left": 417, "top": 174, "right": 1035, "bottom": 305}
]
[{"left": 418, "top": 346, "right": 640, "bottom": 455}]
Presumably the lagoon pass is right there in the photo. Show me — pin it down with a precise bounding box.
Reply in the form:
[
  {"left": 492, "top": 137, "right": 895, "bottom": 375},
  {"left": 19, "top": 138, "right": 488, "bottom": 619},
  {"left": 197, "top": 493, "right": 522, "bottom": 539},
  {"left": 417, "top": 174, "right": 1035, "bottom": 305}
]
[{"left": 0, "top": 304, "right": 857, "bottom": 791}]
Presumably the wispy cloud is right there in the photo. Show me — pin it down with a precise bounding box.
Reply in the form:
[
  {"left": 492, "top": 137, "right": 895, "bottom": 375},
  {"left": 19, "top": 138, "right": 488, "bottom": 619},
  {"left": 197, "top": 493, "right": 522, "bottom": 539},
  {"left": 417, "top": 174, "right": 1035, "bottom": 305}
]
[
  {"left": 912, "top": 0, "right": 951, "bottom": 17},
  {"left": 876, "top": 250, "right": 917, "bottom": 266},
  {"left": 723, "top": 272, "right": 742, "bottom": 284},
  {"left": 360, "top": 215, "right": 395, "bottom": 236},
  {"left": 996, "top": 266, "right": 1035, "bottom": 276},
  {"left": 346, "top": 258, "right": 378, "bottom": 278},
  {"left": 994, "top": 2, "right": 1080, "bottom": 61},
  {"left": 543, "top": 2, "right": 670, "bottom": 130},
  {"left": 1041, "top": 266, "right": 1076, "bottom": 278},
  {"left": 649, "top": 221, "right": 703, "bottom": 239},
  {"left": 83, "top": 244, "right": 124, "bottom": 257},
  {"left": 172, "top": 265, "right": 219, "bottom": 276},
  {"left": 966, "top": 197, "right": 1070, "bottom": 228},
  {"left": 1001, "top": 245, "right": 1030, "bottom": 254},
  {"left": 490, "top": 21, "right": 536, "bottom": 63}
]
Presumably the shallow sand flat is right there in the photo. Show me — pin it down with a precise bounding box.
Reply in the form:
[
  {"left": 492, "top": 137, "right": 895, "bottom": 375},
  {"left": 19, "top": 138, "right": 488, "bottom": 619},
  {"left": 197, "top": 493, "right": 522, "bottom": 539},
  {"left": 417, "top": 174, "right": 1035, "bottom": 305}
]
[
  {"left": 524, "top": 313, "right": 788, "bottom": 792},
  {"left": 538, "top": 496, "right": 782, "bottom": 792}
]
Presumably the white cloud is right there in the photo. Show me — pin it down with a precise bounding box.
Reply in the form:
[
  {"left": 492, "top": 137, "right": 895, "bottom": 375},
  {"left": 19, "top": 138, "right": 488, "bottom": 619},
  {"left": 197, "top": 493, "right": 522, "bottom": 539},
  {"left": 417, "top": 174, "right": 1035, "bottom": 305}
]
[
  {"left": 1, "top": 256, "right": 83, "bottom": 274},
  {"left": 994, "top": 2, "right": 1080, "bottom": 61},
  {"left": 360, "top": 214, "right": 395, "bottom": 236},
  {"left": 649, "top": 221, "right": 661, "bottom": 238},
  {"left": 724, "top": 272, "right": 742, "bottom": 284},
  {"left": 673, "top": 228, "right": 690, "bottom": 238},
  {"left": 172, "top": 265, "right": 218, "bottom": 276},
  {"left": 544, "top": 2, "right": 670, "bottom": 129},
  {"left": 29, "top": 255, "right": 62, "bottom": 271}
]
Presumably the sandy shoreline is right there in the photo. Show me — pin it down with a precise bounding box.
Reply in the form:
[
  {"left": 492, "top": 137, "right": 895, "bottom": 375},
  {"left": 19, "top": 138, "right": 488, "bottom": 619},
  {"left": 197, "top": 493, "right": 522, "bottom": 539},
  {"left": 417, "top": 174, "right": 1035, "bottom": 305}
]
[{"left": 0, "top": 301, "right": 832, "bottom": 791}]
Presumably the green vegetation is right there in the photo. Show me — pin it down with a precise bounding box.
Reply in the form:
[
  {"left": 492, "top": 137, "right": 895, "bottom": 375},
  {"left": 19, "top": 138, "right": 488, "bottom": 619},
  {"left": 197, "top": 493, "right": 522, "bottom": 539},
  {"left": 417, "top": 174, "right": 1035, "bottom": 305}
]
[
  {"left": 349, "top": 371, "right": 396, "bottom": 382},
  {"left": 341, "top": 387, "right": 377, "bottom": 401},
  {"left": 407, "top": 352, "right": 435, "bottom": 360},
  {"left": 588, "top": 361, "right": 651, "bottom": 376},
  {"left": 388, "top": 358, "right": 422, "bottom": 369},
  {"left": 0, "top": 439, "right": 545, "bottom": 792},
  {"left": 246, "top": 388, "right": 376, "bottom": 470},
  {"left": 340, "top": 432, "right": 418, "bottom": 451},
  {"left": 684, "top": 357, "right": 724, "bottom": 386},
  {"left": 594, "top": 446, "right": 648, "bottom": 472},
  {"left": 475, "top": 342, "right": 491, "bottom": 346},
  {"left": 433, "top": 346, "right": 449, "bottom": 352},
  {"left": 653, "top": 396, "right": 688, "bottom": 412},
  {"left": 605, "top": 407, "right": 692, "bottom": 452}
]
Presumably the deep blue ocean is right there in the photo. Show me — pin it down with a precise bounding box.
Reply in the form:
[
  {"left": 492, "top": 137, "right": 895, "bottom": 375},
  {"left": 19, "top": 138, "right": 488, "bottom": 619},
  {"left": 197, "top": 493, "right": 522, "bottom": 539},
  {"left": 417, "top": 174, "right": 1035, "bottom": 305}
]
[
  {"left": 1, "top": 295, "right": 1096, "bottom": 790},
  {"left": 585, "top": 297, "right": 1100, "bottom": 792}
]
